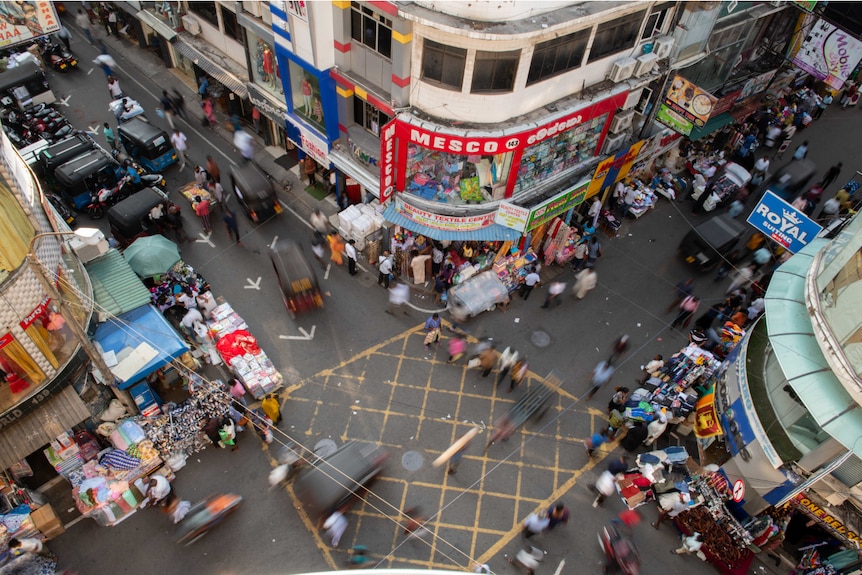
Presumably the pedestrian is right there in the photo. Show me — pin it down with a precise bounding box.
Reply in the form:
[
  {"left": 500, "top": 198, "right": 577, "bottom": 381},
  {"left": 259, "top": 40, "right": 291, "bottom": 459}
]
[
  {"left": 310, "top": 208, "right": 328, "bottom": 234},
  {"left": 311, "top": 231, "right": 327, "bottom": 269},
  {"left": 727, "top": 264, "right": 757, "bottom": 294},
  {"left": 572, "top": 268, "right": 597, "bottom": 300},
  {"left": 545, "top": 503, "right": 569, "bottom": 531},
  {"left": 166, "top": 203, "right": 191, "bottom": 243},
  {"left": 447, "top": 335, "right": 467, "bottom": 363},
  {"left": 671, "top": 532, "right": 705, "bottom": 559},
  {"left": 423, "top": 313, "right": 442, "bottom": 350},
  {"left": 75, "top": 9, "right": 93, "bottom": 43},
  {"left": 102, "top": 121, "right": 117, "bottom": 151},
  {"left": 607, "top": 386, "right": 630, "bottom": 413},
  {"left": 446, "top": 436, "right": 471, "bottom": 475},
  {"left": 7, "top": 537, "right": 55, "bottom": 560},
  {"left": 751, "top": 155, "right": 769, "bottom": 183},
  {"left": 206, "top": 155, "right": 221, "bottom": 184},
  {"left": 377, "top": 251, "right": 393, "bottom": 288},
  {"left": 171, "top": 88, "right": 187, "bottom": 120},
  {"left": 107, "top": 8, "right": 119, "bottom": 37},
  {"left": 671, "top": 295, "right": 700, "bottom": 329},
  {"left": 93, "top": 53, "right": 117, "bottom": 77},
  {"left": 170, "top": 128, "right": 189, "bottom": 171},
  {"left": 841, "top": 82, "right": 858, "bottom": 109},
  {"left": 323, "top": 511, "right": 348, "bottom": 547},
  {"left": 160, "top": 89, "right": 176, "bottom": 129},
  {"left": 509, "top": 356, "right": 528, "bottom": 393},
  {"left": 813, "top": 93, "right": 832, "bottom": 119},
  {"left": 328, "top": 231, "right": 344, "bottom": 266},
  {"left": 497, "top": 346, "right": 519, "bottom": 385},
  {"left": 207, "top": 180, "right": 224, "bottom": 206},
  {"left": 252, "top": 106, "right": 261, "bottom": 134},
  {"left": 608, "top": 334, "right": 630, "bottom": 364},
  {"left": 345, "top": 239, "right": 358, "bottom": 276},
  {"left": 198, "top": 76, "right": 210, "bottom": 99},
  {"left": 478, "top": 346, "right": 496, "bottom": 378},
  {"left": 144, "top": 474, "right": 172, "bottom": 508},
  {"left": 644, "top": 411, "right": 668, "bottom": 446},
  {"left": 653, "top": 491, "right": 692, "bottom": 529},
  {"left": 792, "top": 140, "right": 809, "bottom": 160},
  {"left": 584, "top": 428, "right": 610, "bottom": 457},
  {"left": 666, "top": 277, "right": 694, "bottom": 313},
  {"left": 519, "top": 266, "right": 541, "bottom": 300},
  {"left": 386, "top": 280, "right": 410, "bottom": 316},
  {"left": 592, "top": 457, "right": 628, "bottom": 507},
  {"left": 202, "top": 96, "right": 216, "bottom": 126},
  {"left": 821, "top": 162, "right": 843, "bottom": 190},
  {"left": 402, "top": 506, "right": 429, "bottom": 540},
  {"left": 541, "top": 281, "right": 566, "bottom": 308},
  {"left": 223, "top": 207, "right": 241, "bottom": 244},
  {"left": 107, "top": 76, "right": 123, "bottom": 99},
  {"left": 55, "top": 24, "right": 72, "bottom": 52},
  {"left": 304, "top": 156, "right": 318, "bottom": 186},
  {"left": 585, "top": 360, "right": 615, "bottom": 400},
  {"left": 522, "top": 510, "right": 550, "bottom": 539},
  {"left": 585, "top": 235, "right": 602, "bottom": 268},
  {"left": 431, "top": 242, "right": 444, "bottom": 276},
  {"left": 193, "top": 195, "right": 211, "bottom": 234},
  {"left": 433, "top": 272, "right": 447, "bottom": 304},
  {"left": 571, "top": 239, "right": 588, "bottom": 271}
]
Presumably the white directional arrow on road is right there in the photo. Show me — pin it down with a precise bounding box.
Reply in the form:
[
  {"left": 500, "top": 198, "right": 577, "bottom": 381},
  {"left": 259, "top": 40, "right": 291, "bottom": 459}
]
[
  {"left": 57, "top": 95, "right": 71, "bottom": 107},
  {"left": 195, "top": 232, "right": 215, "bottom": 247},
  {"left": 86, "top": 125, "right": 99, "bottom": 136},
  {"left": 244, "top": 277, "right": 262, "bottom": 290},
  {"left": 279, "top": 326, "right": 316, "bottom": 341}
]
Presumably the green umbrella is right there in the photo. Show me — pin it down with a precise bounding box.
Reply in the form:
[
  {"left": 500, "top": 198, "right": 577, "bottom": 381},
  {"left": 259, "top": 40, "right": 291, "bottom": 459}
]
[{"left": 123, "top": 234, "right": 181, "bottom": 278}]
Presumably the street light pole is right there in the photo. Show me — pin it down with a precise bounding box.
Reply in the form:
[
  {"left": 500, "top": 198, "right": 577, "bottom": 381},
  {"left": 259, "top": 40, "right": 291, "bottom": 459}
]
[{"left": 26, "top": 230, "right": 115, "bottom": 386}]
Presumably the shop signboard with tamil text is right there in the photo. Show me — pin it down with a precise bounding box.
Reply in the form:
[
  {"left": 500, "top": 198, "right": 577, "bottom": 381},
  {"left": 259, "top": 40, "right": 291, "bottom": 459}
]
[
  {"left": 791, "top": 17, "right": 862, "bottom": 90},
  {"left": 747, "top": 191, "right": 822, "bottom": 254},
  {"left": 525, "top": 181, "right": 590, "bottom": 232},
  {"left": 495, "top": 202, "right": 529, "bottom": 233}
]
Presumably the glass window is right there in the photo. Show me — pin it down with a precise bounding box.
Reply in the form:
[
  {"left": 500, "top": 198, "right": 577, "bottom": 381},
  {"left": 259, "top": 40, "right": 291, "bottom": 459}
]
[
  {"left": 588, "top": 11, "right": 646, "bottom": 63},
  {"left": 405, "top": 146, "right": 513, "bottom": 204},
  {"left": 289, "top": 63, "right": 326, "bottom": 132},
  {"left": 471, "top": 50, "right": 520, "bottom": 93},
  {"left": 190, "top": 1, "right": 219, "bottom": 28},
  {"left": 0, "top": 334, "right": 46, "bottom": 407},
  {"left": 528, "top": 29, "right": 591, "bottom": 86},
  {"left": 251, "top": 36, "right": 282, "bottom": 97},
  {"left": 641, "top": 2, "right": 675, "bottom": 40},
  {"left": 221, "top": 6, "right": 242, "bottom": 45},
  {"left": 513, "top": 113, "right": 609, "bottom": 194},
  {"left": 421, "top": 40, "right": 466, "bottom": 91},
  {"left": 350, "top": 2, "right": 392, "bottom": 59},
  {"left": 0, "top": 182, "right": 35, "bottom": 283},
  {"left": 353, "top": 97, "right": 390, "bottom": 136}
]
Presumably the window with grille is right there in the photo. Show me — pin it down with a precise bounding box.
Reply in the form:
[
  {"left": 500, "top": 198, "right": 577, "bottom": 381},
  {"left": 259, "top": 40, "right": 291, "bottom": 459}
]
[
  {"left": 471, "top": 50, "right": 520, "bottom": 93},
  {"left": 641, "top": 2, "right": 675, "bottom": 40},
  {"left": 421, "top": 39, "right": 467, "bottom": 91},
  {"left": 190, "top": 1, "right": 219, "bottom": 28},
  {"left": 353, "top": 97, "right": 391, "bottom": 136},
  {"left": 527, "top": 29, "right": 590, "bottom": 86},
  {"left": 588, "top": 11, "right": 646, "bottom": 63},
  {"left": 350, "top": 2, "right": 392, "bottom": 59},
  {"left": 221, "top": 6, "right": 243, "bottom": 45}
]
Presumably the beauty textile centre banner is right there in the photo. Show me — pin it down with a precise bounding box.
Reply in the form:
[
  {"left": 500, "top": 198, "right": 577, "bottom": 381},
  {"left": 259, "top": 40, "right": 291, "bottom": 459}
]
[{"left": 790, "top": 17, "right": 862, "bottom": 90}]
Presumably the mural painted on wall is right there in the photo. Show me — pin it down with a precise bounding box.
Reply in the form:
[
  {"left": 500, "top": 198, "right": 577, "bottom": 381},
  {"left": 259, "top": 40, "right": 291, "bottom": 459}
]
[{"left": 289, "top": 60, "right": 325, "bottom": 133}]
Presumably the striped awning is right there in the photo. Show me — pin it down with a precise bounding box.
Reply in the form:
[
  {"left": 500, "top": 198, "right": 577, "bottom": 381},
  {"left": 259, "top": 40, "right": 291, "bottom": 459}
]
[
  {"left": 0, "top": 386, "right": 90, "bottom": 471},
  {"left": 174, "top": 37, "right": 248, "bottom": 99},
  {"left": 383, "top": 203, "right": 522, "bottom": 241}
]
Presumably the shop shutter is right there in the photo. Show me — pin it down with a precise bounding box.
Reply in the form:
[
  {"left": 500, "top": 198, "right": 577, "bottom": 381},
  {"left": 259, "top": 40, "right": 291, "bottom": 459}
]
[{"left": 832, "top": 453, "right": 862, "bottom": 488}]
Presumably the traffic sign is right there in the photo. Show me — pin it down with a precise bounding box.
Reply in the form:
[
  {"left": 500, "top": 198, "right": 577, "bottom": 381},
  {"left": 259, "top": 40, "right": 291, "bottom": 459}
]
[{"left": 732, "top": 479, "right": 745, "bottom": 502}]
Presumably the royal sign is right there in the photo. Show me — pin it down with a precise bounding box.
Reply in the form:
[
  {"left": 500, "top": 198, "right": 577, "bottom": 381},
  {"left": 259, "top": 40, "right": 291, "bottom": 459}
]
[{"left": 747, "top": 191, "right": 822, "bottom": 254}]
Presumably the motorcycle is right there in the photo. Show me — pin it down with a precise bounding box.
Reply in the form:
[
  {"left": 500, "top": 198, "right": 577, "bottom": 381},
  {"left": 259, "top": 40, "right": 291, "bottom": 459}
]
[
  {"left": 599, "top": 522, "right": 640, "bottom": 575},
  {"left": 174, "top": 493, "right": 242, "bottom": 546},
  {"left": 87, "top": 174, "right": 132, "bottom": 219},
  {"left": 39, "top": 41, "right": 78, "bottom": 72}
]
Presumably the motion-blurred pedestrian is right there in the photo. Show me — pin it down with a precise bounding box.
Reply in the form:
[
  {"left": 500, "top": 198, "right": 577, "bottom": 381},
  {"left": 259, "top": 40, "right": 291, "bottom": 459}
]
[
  {"left": 572, "top": 268, "right": 597, "bottom": 300},
  {"left": 310, "top": 208, "right": 328, "bottom": 234},
  {"left": 522, "top": 510, "right": 549, "bottom": 538},
  {"left": 223, "top": 207, "right": 241, "bottom": 244},
  {"left": 584, "top": 429, "right": 610, "bottom": 457},
  {"left": 328, "top": 231, "right": 344, "bottom": 266},
  {"left": 585, "top": 360, "right": 614, "bottom": 400},
  {"left": 478, "top": 346, "right": 496, "bottom": 378},
  {"left": 206, "top": 155, "right": 221, "bottom": 184},
  {"left": 75, "top": 9, "right": 93, "bottom": 43},
  {"left": 447, "top": 335, "right": 466, "bottom": 363},
  {"left": 160, "top": 90, "right": 176, "bottom": 129},
  {"left": 607, "top": 334, "right": 630, "bottom": 364},
  {"left": 311, "top": 231, "right": 326, "bottom": 268},
  {"left": 509, "top": 357, "right": 528, "bottom": 392},
  {"left": 666, "top": 278, "right": 694, "bottom": 313},
  {"left": 171, "top": 88, "right": 187, "bottom": 120},
  {"left": 546, "top": 503, "right": 569, "bottom": 530},
  {"left": 497, "top": 346, "right": 518, "bottom": 385},
  {"left": 387, "top": 280, "right": 410, "bottom": 316},
  {"left": 323, "top": 511, "right": 348, "bottom": 547},
  {"left": 671, "top": 295, "right": 700, "bottom": 329},
  {"left": 541, "top": 281, "right": 566, "bottom": 308},
  {"left": 170, "top": 128, "right": 189, "bottom": 171}
]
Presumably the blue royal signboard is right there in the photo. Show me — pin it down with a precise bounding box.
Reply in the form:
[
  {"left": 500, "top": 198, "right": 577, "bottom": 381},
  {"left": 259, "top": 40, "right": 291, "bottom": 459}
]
[{"left": 746, "top": 190, "right": 822, "bottom": 253}]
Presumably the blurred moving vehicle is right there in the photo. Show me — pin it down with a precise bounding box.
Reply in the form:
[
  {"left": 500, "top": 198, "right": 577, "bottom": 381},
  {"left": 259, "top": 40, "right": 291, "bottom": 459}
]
[
  {"left": 678, "top": 213, "right": 746, "bottom": 272},
  {"left": 270, "top": 239, "right": 323, "bottom": 318},
  {"left": 293, "top": 440, "right": 389, "bottom": 520},
  {"left": 229, "top": 162, "right": 281, "bottom": 222},
  {"left": 174, "top": 493, "right": 243, "bottom": 546}
]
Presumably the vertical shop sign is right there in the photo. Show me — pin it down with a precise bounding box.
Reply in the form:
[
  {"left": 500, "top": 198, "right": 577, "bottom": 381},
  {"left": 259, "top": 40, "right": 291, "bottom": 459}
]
[
  {"left": 791, "top": 18, "right": 862, "bottom": 90},
  {"left": 379, "top": 119, "right": 397, "bottom": 204}
]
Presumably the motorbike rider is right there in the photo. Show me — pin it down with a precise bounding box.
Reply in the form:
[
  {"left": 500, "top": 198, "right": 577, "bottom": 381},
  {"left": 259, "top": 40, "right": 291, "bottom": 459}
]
[{"left": 124, "top": 159, "right": 141, "bottom": 185}]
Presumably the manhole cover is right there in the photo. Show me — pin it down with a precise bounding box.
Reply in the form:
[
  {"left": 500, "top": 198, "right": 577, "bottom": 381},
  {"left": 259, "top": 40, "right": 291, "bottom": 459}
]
[
  {"left": 402, "top": 450, "right": 424, "bottom": 471},
  {"left": 313, "top": 439, "right": 337, "bottom": 458},
  {"left": 531, "top": 330, "right": 551, "bottom": 348}
]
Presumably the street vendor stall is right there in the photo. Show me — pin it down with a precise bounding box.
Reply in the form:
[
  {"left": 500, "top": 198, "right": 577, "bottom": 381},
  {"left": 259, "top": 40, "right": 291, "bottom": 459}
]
[
  {"left": 492, "top": 247, "right": 539, "bottom": 292},
  {"left": 178, "top": 180, "right": 219, "bottom": 210}
]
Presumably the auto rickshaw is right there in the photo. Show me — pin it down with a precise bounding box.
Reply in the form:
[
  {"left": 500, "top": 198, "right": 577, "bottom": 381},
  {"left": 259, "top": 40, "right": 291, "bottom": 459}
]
[
  {"left": 52, "top": 148, "right": 122, "bottom": 210},
  {"left": 229, "top": 162, "right": 281, "bottom": 222},
  {"left": 269, "top": 239, "right": 323, "bottom": 318},
  {"left": 117, "top": 117, "right": 176, "bottom": 172},
  {"left": 108, "top": 187, "right": 173, "bottom": 247},
  {"left": 38, "top": 133, "right": 95, "bottom": 180},
  {"left": 678, "top": 213, "right": 746, "bottom": 271}
]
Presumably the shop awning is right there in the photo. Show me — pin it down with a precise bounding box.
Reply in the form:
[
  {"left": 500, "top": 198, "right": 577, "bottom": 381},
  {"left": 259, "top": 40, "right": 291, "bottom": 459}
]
[
  {"left": 688, "top": 112, "right": 735, "bottom": 141},
  {"left": 383, "top": 203, "right": 522, "bottom": 241},
  {"left": 85, "top": 249, "right": 152, "bottom": 318},
  {"left": 174, "top": 37, "right": 248, "bottom": 99},
  {"left": 0, "top": 386, "right": 90, "bottom": 471},
  {"left": 93, "top": 305, "right": 188, "bottom": 390},
  {"left": 329, "top": 147, "right": 380, "bottom": 196},
  {"left": 135, "top": 10, "right": 177, "bottom": 42},
  {"left": 764, "top": 239, "right": 862, "bottom": 460}
]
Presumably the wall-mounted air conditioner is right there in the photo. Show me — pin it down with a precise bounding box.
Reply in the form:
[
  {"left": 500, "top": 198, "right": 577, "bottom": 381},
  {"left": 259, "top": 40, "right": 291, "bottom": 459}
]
[
  {"left": 609, "top": 110, "right": 635, "bottom": 134},
  {"left": 653, "top": 36, "right": 675, "bottom": 59},
  {"left": 602, "top": 131, "right": 627, "bottom": 155},
  {"left": 635, "top": 53, "right": 660, "bottom": 77},
  {"left": 609, "top": 57, "right": 637, "bottom": 83},
  {"left": 622, "top": 88, "right": 644, "bottom": 110},
  {"left": 181, "top": 15, "right": 201, "bottom": 36}
]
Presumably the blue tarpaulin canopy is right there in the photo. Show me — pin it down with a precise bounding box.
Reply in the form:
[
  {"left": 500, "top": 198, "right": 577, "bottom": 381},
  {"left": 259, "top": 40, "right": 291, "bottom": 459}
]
[
  {"left": 383, "top": 203, "right": 522, "bottom": 241},
  {"left": 93, "top": 305, "right": 188, "bottom": 389}
]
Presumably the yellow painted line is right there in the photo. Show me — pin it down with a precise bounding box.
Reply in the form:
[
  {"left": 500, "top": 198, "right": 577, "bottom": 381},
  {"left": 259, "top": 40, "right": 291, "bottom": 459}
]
[
  {"left": 286, "top": 482, "right": 340, "bottom": 570},
  {"left": 392, "top": 30, "right": 412, "bottom": 44}
]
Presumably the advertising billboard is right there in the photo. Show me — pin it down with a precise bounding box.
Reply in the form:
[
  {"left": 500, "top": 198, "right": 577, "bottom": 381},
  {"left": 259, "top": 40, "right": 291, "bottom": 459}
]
[
  {"left": 0, "top": 2, "right": 60, "bottom": 49},
  {"left": 791, "top": 18, "right": 862, "bottom": 90}
]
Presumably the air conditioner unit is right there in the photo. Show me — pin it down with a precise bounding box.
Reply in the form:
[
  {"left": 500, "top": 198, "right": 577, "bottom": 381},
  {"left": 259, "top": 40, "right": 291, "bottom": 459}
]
[
  {"left": 609, "top": 109, "right": 635, "bottom": 133},
  {"left": 602, "top": 131, "right": 627, "bottom": 155},
  {"left": 609, "top": 57, "right": 637, "bottom": 83},
  {"left": 653, "top": 35, "right": 675, "bottom": 59},
  {"left": 635, "top": 53, "right": 660, "bottom": 77},
  {"left": 622, "top": 88, "right": 643, "bottom": 111},
  {"left": 181, "top": 14, "right": 201, "bottom": 36}
]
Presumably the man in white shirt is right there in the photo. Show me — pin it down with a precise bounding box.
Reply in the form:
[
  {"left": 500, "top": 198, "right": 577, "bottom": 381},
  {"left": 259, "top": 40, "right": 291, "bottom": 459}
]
[
  {"left": 180, "top": 307, "right": 204, "bottom": 335},
  {"left": 752, "top": 156, "right": 770, "bottom": 182},
  {"left": 8, "top": 537, "right": 54, "bottom": 559},
  {"left": 377, "top": 251, "right": 393, "bottom": 288},
  {"left": 387, "top": 280, "right": 410, "bottom": 315},
  {"left": 144, "top": 475, "right": 171, "bottom": 508},
  {"left": 519, "top": 267, "right": 541, "bottom": 300},
  {"left": 702, "top": 163, "right": 717, "bottom": 179},
  {"left": 345, "top": 239, "right": 358, "bottom": 276},
  {"left": 170, "top": 128, "right": 189, "bottom": 171}
]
